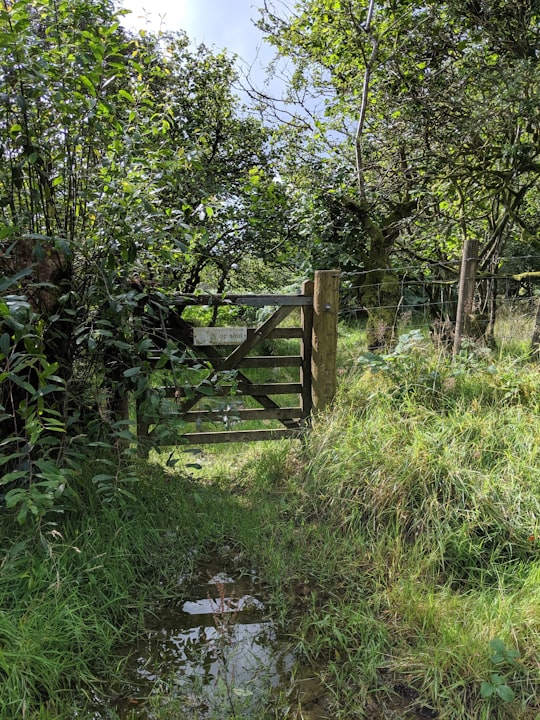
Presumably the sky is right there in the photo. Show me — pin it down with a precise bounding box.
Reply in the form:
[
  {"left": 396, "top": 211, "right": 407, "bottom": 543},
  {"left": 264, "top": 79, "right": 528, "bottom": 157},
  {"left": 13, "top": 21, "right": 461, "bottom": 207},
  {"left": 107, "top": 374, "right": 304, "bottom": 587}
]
[{"left": 120, "top": 0, "right": 277, "bottom": 86}]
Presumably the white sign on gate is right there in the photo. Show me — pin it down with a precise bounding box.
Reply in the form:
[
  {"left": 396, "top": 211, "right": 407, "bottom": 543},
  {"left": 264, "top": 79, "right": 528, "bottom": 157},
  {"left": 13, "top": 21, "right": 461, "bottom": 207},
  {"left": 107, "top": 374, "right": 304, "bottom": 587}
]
[{"left": 193, "top": 326, "right": 248, "bottom": 346}]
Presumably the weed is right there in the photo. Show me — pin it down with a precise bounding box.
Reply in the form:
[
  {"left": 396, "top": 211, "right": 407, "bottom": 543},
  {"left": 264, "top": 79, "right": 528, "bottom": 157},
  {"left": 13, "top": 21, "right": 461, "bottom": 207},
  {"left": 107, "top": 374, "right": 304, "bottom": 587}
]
[
  {"left": 480, "top": 638, "right": 521, "bottom": 703},
  {"left": 209, "top": 578, "right": 242, "bottom": 717}
]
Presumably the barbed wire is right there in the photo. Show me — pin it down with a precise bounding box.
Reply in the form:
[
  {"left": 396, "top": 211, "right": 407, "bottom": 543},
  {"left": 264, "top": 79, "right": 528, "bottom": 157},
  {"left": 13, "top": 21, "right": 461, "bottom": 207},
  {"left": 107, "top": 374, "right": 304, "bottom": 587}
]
[
  {"left": 341, "top": 255, "right": 540, "bottom": 280},
  {"left": 342, "top": 279, "right": 540, "bottom": 293},
  {"left": 342, "top": 298, "right": 539, "bottom": 314},
  {"left": 339, "top": 260, "right": 539, "bottom": 346}
]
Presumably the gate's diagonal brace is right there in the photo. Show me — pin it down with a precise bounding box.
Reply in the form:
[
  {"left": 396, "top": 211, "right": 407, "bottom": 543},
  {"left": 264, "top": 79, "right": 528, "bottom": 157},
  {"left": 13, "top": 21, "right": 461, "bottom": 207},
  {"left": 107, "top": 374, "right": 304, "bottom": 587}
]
[
  {"left": 177, "top": 305, "right": 298, "bottom": 427},
  {"left": 219, "top": 305, "right": 293, "bottom": 370}
]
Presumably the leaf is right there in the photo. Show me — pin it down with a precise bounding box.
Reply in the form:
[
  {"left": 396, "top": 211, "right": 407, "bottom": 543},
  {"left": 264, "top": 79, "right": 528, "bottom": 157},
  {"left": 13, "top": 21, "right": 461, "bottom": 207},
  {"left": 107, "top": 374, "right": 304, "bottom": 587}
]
[
  {"left": 34, "top": 384, "right": 61, "bottom": 398},
  {"left": 489, "top": 638, "right": 506, "bottom": 654},
  {"left": 115, "top": 430, "right": 135, "bottom": 440},
  {"left": 0, "top": 333, "right": 10, "bottom": 356},
  {"left": 165, "top": 453, "right": 179, "bottom": 468},
  {"left": 79, "top": 75, "right": 97, "bottom": 96},
  {"left": 5, "top": 488, "right": 28, "bottom": 508},
  {"left": 495, "top": 685, "right": 514, "bottom": 702},
  {"left": 118, "top": 88, "right": 135, "bottom": 103},
  {"left": 0, "top": 267, "right": 33, "bottom": 292},
  {"left": 1, "top": 470, "right": 28, "bottom": 485},
  {"left": 7, "top": 374, "right": 36, "bottom": 394},
  {"left": 0, "top": 452, "right": 25, "bottom": 468},
  {"left": 480, "top": 682, "right": 495, "bottom": 698},
  {"left": 91, "top": 474, "right": 115, "bottom": 484},
  {"left": 123, "top": 366, "right": 142, "bottom": 377}
]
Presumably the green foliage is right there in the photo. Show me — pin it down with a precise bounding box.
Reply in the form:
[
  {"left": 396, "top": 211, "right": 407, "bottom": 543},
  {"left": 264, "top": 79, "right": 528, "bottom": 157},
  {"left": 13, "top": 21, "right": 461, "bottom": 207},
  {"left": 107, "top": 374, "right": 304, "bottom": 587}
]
[
  {"left": 240, "top": 334, "right": 540, "bottom": 718},
  {"left": 177, "top": 324, "right": 540, "bottom": 719},
  {"left": 480, "top": 639, "right": 521, "bottom": 703},
  {"left": 0, "top": 0, "right": 302, "bottom": 522},
  {"left": 2, "top": 320, "right": 540, "bottom": 719},
  {"left": 261, "top": 0, "right": 540, "bottom": 321},
  {"left": 0, "top": 295, "right": 73, "bottom": 523},
  {"left": 0, "top": 461, "right": 231, "bottom": 718}
]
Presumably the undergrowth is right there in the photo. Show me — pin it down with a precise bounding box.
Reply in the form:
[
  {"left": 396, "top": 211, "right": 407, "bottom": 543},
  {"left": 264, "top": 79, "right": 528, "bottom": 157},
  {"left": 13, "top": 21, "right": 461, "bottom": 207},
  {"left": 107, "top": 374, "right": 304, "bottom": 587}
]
[
  {"left": 0, "top": 460, "right": 274, "bottom": 719},
  {"left": 2, "top": 329, "right": 540, "bottom": 719},
  {"left": 203, "top": 335, "right": 540, "bottom": 719}
]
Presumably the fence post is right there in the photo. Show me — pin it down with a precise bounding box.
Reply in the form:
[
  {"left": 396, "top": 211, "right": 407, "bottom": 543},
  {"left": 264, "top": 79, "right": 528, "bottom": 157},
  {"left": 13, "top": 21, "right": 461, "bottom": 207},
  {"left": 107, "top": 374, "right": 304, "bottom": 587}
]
[
  {"left": 301, "top": 279, "right": 314, "bottom": 421},
  {"left": 453, "top": 239, "right": 478, "bottom": 355},
  {"left": 311, "top": 270, "right": 340, "bottom": 413},
  {"left": 531, "top": 299, "right": 540, "bottom": 356}
]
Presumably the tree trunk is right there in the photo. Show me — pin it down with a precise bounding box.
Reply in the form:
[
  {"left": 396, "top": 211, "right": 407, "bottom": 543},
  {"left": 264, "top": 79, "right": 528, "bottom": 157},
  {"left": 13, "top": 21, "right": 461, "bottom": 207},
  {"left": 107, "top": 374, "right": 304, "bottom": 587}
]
[
  {"left": 531, "top": 298, "right": 540, "bottom": 356},
  {"left": 356, "top": 202, "right": 416, "bottom": 350}
]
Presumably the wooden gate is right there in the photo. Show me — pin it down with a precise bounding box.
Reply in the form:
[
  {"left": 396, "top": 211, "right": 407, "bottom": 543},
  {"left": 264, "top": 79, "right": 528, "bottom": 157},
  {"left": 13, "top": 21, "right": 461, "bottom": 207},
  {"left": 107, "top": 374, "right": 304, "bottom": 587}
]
[{"left": 137, "top": 270, "right": 339, "bottom": 445}]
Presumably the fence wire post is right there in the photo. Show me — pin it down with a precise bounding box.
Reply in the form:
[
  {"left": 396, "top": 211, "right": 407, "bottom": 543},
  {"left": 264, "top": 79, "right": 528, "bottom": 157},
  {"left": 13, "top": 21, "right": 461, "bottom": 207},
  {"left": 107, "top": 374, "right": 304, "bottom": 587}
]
[{"left": 453, "top": 240, "right": 478, "bottom": 355}]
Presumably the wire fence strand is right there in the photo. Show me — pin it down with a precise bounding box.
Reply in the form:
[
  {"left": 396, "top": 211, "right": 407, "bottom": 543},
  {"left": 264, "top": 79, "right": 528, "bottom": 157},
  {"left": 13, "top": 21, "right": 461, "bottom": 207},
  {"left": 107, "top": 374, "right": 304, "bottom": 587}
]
[{"left": 340, "top": 259, "right": 540, "bottom": 348}]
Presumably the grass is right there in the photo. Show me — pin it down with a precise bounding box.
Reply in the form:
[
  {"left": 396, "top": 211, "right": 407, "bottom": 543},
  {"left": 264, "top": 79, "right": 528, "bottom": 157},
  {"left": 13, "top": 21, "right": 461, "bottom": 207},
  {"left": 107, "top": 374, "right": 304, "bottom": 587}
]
[
  {"left": 193, "top": 327, "right": 540, "bottom": 719},
  {"left": 2, "top": 318, "right": 540, "bottom": 718},
  {"left": 0, "top": 457, "right": 287, "bottom": 719}
]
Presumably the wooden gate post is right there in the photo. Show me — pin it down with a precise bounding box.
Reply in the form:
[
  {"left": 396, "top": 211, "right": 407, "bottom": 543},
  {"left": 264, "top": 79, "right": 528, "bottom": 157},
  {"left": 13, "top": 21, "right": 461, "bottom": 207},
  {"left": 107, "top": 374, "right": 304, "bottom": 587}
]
[
  {"left": 301, "top": 279, "right": 314, "bottom": 421},
  {"left": 311, "top": 270, "right": 340, "bottom": 413}
]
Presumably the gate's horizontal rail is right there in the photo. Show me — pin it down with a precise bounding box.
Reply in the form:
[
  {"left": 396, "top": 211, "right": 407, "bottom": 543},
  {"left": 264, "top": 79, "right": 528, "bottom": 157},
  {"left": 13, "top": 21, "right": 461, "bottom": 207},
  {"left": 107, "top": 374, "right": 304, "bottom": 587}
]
[
  {"left": 233, "top": 381, "right": 302, "bottom": 394},
  {"left": 168, "top": 382, "right": 303, "bottom": 397},
  {"left": 187, "top": 355, "right": 303, "bottom": 369},
  {"left": 265, "top": 328, "right": 303, "bottom": 339},
  {"left": 172, "top": 294, "right": 313, "bottom": 308},
  {"left": 148, "top": 352, "right": 303, "bottom": 368},
  {"left": 183, "top": 407, "right": 302, "bottom": 422},
  {"left": 180, "top": 428, "right": 304, "bottom": 444}
]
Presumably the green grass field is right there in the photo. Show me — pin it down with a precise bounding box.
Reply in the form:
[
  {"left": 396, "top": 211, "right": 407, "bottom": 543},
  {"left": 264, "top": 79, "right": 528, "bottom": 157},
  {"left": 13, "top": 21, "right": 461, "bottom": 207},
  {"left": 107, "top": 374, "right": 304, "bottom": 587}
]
[{"left": 1, "top": 319, "right": 539, "bottom": 719}]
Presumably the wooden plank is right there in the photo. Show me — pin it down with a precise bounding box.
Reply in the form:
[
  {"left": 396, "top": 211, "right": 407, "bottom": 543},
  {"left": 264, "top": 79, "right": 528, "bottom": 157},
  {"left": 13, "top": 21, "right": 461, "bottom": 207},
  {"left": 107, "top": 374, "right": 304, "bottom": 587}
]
[
  {"left": 221, "top": 305, "right": 293, "bottom": 369},
  {"left": 266, "top": 328, "right": 303, "bottom": 339},
  {"left": 193, "top": 326, "right": 247, "bottom": 346},
  {"left": 183, "top": 407, "right": 302, "bottom": 422},
  {"left": 301, "top": 279, "right": 314, "bottom": 419},
  {"left": 172, "top": 294, "right": 313, "bottom": 308},
  {"left": 206, "top": 355, "right": 302, "bottom": 369},
  {"left": 173, "top": 382, "right": 302, "bottom": 397},
  {"left": 238, "top": 355, "right": 302, "bottom": 368},
  {"left": 179, "top": 428, "right": 304, "bottom": 444},
  {"left": 237, "top": 382, "right": 302, "bottom": 395},
  {"left": 166, "top": 355, "right": 301, "bottom": 369}
]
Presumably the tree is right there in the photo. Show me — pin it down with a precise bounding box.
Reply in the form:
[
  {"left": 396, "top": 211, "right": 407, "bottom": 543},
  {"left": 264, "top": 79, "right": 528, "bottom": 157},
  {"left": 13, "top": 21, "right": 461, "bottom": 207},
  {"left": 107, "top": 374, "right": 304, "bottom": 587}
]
[
  {"left": 0, "top": 0, "right": 296, "bottom": 519},
  {"left": 259, "top": 0, "right": 540, "bottom": 346}
]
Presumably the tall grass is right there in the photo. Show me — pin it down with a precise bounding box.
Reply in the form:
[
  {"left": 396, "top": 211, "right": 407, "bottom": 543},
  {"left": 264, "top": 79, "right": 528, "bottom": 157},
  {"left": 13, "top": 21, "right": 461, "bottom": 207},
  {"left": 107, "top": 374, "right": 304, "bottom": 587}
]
[
  {"left": 0, "top": 457, "right": 285, "bottom": 719},
  {"left": 200, "top": 332, "right": 540, "bottom": 719},
  {"left": 2, "top": 322, "right": 540, "bottom": 719}
]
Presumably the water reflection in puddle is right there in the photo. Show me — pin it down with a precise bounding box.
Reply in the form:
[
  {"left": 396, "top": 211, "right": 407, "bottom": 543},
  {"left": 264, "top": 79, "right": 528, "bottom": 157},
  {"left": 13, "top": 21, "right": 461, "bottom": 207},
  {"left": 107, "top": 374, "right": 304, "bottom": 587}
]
[{"left": 113, "top": 558, "right": 296, "bottom": 719}]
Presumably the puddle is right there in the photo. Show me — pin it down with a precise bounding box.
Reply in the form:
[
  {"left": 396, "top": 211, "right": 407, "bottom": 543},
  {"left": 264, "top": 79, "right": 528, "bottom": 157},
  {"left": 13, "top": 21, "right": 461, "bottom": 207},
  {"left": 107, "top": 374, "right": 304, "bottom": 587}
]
[
  {"left": 111, "top": 556, "right": 296, "bottom": 719},
  {"left": 83, "top": 554, "right": 432, "bottom": 720}
]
